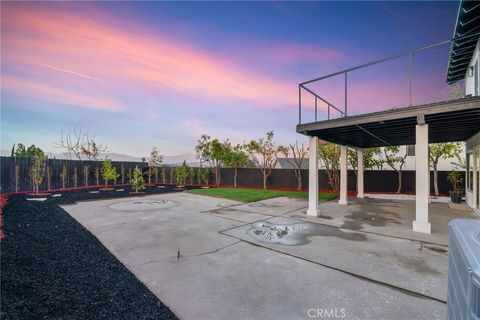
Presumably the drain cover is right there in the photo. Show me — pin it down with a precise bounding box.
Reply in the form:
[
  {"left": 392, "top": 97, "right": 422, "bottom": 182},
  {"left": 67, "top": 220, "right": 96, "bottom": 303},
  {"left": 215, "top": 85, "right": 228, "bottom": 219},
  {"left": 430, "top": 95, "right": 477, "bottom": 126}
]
[{"left": 109, "top": 199, "right": 178, "bottom": 211}]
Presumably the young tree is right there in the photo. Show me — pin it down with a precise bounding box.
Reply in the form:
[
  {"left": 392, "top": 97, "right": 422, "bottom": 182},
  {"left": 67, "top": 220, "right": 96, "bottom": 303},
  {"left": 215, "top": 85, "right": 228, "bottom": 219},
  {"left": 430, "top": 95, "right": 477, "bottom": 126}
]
[
  {"left": 83, "top": 165, "right": 89, "bottom": 186},
  {"left": 429, "top": 142, "right": 462, "bottom": 196},
  {"left": 101, "top": 159, "right": 118, "bottom": 189},
  {"left": 348, "top": 147, "right": 383, "bottom": 173},
  {"left": 282, "top": 141, "right": 308, "bottom": 191},
  {"left": 174, "top": 161, "right": 189, "bottom": 185},
  {"left": 318, "top": 143, "right": 340, "bottom": 194},
  {"left": 188, "top": 167, "right": 195, "bottom": 185},
  {"left": 195, "top": 135, "right": 229, "bottom": 186},
  {"left": 223, "top": 144, "right": 248, "bottom": 188},
  {"left": 383, "top": 146, "right": 407, "bottom": 194},
  {"left": 60, "top": 164, "right": 68, "bottom": 189},
  {"left": 130, "top": 166, "right": 145, "bottom": 193},
  {"left": 148, "top": 146, "right": 164, "bottom": 185},
  {"left": 29, "top": 151, "right": 48, "bottom": 194},
  {"left": 198, "top": 167, "right": 210, "bottom": 185},
  {"left": 95, "top": 166, "right": 100, "bottom": 186},
  {"left": 72, "top": 166, "right": 78, "bottom": 188},
  {"left": 245, "top": 131, "right": 285, "bottom": 190},
  {"left": 161, "top": 166, "right": 167, "bottom": 184}
]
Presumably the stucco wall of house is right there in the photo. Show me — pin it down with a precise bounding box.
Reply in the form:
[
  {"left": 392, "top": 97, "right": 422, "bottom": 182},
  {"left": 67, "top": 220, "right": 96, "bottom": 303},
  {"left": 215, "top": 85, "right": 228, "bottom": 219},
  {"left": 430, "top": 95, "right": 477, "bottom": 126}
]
[{"left": 465, "top": 38, "right": 480, "bottom": 97}]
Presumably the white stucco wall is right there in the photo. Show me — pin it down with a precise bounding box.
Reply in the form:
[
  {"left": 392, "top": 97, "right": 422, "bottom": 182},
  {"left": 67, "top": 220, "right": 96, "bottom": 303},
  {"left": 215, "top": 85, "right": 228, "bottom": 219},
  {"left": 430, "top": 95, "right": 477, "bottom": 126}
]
[
  {"left": 315, "top": 145, "right": 465, "bottom": 171},
  {"left": 465, "top": 38, "right": 480, "bottom": 97}
]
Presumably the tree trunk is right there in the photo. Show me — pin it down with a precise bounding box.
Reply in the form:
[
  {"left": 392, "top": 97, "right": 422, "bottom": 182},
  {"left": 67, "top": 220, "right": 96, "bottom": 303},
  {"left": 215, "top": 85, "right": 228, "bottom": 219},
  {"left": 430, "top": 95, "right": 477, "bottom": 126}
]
[
  {"left": 215, "top": 166, "right": 221, "bottom": 186},
  {"left": 263, "top": 174, "right": 267, "bottom": 190},
  {"left": 234, "top": 167, "right": 238, "bottom": 188},
  {"left": 396, "top": 170, "right": 402, "bottom": 194},
  {"left": 433, "top": 163, "right": 439, "bottom": 196},
  {"left": 296, "top": 170, "right": 302, "bottom": 191}
]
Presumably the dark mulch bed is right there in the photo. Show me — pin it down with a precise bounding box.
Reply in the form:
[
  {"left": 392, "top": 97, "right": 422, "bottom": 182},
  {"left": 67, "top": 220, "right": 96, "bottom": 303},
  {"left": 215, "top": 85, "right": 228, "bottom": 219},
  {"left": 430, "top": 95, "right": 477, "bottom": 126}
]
[{"left": 1, "top": 185, "right": 193, "bottom": 319}]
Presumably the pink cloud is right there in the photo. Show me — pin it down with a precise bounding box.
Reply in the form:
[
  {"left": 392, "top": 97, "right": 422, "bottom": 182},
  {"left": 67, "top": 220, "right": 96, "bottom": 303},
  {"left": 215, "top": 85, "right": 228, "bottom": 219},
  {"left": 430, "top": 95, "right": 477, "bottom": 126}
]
[
  {"left": 2, "top": 4, "right": 298, "bottom": 111},
  {"left": 1, "top": 75, "right": 123, "bottom": 111}
]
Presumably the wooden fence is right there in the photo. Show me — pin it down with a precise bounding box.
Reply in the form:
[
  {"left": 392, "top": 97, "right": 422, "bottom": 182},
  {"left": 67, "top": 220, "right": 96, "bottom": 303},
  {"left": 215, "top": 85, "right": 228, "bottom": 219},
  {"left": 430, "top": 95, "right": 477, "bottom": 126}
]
[{"left": 0, "top": 156, "right": 462, "bottom": 195}]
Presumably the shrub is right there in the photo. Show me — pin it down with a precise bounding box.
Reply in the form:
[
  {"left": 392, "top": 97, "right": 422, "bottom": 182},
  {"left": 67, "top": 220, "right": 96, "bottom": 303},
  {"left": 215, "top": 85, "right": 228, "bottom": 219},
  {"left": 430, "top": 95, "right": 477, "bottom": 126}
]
[
  {"left": 101, "top": 159, "right": 119, "bottom": 188},
  {"left": 130, "top": 166, "right": 145, "bottom": 192}
]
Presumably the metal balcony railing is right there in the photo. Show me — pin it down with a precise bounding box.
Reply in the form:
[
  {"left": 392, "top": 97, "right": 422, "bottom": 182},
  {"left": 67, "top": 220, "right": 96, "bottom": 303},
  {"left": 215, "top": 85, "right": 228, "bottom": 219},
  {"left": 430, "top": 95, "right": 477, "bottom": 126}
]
[{"left": 298, "top": 33, "right": 480, "bottom": 125}]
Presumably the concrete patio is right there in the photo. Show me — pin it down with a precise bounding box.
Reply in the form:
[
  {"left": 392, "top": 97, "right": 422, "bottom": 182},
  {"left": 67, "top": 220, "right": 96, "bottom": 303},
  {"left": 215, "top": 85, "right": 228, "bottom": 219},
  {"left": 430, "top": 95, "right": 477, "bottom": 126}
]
[
  {"left": 283, "top": 196, "right": 478, "bottom": 246},
  {"left": 61, "top": 192, "right": 478, "bottom": 319}
]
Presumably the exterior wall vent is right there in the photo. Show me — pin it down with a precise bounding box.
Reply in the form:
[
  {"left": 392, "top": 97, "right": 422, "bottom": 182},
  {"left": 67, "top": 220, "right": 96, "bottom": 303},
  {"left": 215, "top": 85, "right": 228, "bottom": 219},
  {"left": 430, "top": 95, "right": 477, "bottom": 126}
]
[{"left": 447, "top": 219, "right": 480, "bottom": 320}]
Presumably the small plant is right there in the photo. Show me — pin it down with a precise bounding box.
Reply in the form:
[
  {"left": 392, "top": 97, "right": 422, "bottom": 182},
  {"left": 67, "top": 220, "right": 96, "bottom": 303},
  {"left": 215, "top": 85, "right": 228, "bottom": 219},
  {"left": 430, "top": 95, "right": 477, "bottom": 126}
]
[
  {"left": 188, "top": 167, "right": 195, "bottom": 185},
  {"left": 95, "top": 166, "right": 100, "bottom": 186},
  {"left": 447, "top": 170, "right": 463, "bottom": 192},
  {"left": 46, "top": 165, "right": 51, "bottom": 190},
  {"left": 73, "top": 166, "right": 78, "bottom": 188},
  {"left": 130, "top": 166, "right": 145, "bottom": 193},
  {"left": 83, "top": 165, "right": 89, "bottom": 186},
  {"left": 60, "top": 164, "right": 68, "bottom": 189},
  {"left": 101, "top": 159, "right": 119, "bottom": 189},
  {"left": 29, "top": 153, "right": 47, "bottom": 194},
  {"left": 198, "top": 167, "right": 210, "bottom": 185},
  {"left": 197, "top": 168, "right": 202, "bottom": 185},
  {"left": 127, "top": 168, "right": 133, "bottom": 183},
  {"left": 161, "top": 166, "right": 166, "bottom": 184},
  {"left": 148, "top": 166, "right": 152, "bottom": 185},
  {"left": 174, "top": 167, "right": 182, "bottom": 185},
  {"left": 447, "top": 170, "right": 463, "bottom": 204}
]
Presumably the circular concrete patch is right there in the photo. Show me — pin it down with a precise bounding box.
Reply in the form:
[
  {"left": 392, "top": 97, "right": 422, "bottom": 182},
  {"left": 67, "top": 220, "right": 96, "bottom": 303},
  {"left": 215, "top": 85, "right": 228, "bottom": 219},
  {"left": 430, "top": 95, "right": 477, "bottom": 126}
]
[
  {"left": 109, "top": 199, "right": 178, "bottom": 211},
  {"left": 248, "top": 203, "right": 265, "bottom": 207}
]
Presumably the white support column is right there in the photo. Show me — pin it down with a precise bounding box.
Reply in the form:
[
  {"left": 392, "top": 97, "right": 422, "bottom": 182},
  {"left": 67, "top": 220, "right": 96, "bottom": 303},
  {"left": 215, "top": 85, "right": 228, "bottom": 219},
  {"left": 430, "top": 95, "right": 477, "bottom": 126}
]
[
  {"left": 307, "top": 136, "right": 320, "bottom": 217},
  {"left": 357, "top": 149, "right": 364, "bottom": 198},
  {"left": 339, "top": 145, "right": 348, "bottom": 205},
  {"left": 413, "top": 124, "right": 431, "bottom": 234},
  {"left": 473, "top": 152, "right": 478, "bottom": 210}
]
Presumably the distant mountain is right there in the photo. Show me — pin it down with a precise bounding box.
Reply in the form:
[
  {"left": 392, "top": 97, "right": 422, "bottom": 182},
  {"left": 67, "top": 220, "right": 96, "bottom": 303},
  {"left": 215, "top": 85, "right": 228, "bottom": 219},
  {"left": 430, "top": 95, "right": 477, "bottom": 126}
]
[
  {"left": 163, "top": 153, "right": 197, "bottom": 165},
  {"left": 0, "top": 149, "right": 197, "bottom": 165}
]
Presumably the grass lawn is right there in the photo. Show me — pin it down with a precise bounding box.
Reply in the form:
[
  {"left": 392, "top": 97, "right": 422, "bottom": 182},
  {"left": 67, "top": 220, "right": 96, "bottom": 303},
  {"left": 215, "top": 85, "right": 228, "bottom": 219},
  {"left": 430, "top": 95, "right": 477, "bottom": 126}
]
[{"left": 186, "top": 187, "right": 337, "bottom": 203}]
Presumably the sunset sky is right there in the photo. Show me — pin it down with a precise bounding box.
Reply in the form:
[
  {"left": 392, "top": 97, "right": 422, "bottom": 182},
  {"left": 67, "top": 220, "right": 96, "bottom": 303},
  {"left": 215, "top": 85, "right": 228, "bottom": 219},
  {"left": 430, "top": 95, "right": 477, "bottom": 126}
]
[{"left": 1, "top": 1, "right": 458, "bottom": 158}]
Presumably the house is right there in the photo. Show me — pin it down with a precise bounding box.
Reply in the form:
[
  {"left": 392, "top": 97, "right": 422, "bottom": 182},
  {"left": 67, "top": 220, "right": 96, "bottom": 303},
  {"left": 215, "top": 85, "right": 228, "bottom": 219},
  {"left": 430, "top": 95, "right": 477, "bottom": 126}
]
[
  {"left": 447, "top": 0, "right": 480, "bottom": 214},
  {"left": 276, "top": 158, "right": 309, "bottom": 170},
  {"left": 296, "top": 0, "right": 480, "bottom": 233}
]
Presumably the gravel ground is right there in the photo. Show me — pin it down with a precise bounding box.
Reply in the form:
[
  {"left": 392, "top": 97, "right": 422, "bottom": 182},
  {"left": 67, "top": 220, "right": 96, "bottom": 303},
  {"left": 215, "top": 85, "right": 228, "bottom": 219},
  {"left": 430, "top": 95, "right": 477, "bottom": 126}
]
[{"left": 1, "top": 185, "right": 191, "bottom": 319}]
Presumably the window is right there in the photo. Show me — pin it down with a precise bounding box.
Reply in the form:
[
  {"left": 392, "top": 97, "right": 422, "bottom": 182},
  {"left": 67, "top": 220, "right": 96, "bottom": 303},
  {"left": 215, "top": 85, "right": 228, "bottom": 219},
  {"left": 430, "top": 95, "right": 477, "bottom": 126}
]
[{"left": 406, "top": 145, "right": 415, "bottom": 156}]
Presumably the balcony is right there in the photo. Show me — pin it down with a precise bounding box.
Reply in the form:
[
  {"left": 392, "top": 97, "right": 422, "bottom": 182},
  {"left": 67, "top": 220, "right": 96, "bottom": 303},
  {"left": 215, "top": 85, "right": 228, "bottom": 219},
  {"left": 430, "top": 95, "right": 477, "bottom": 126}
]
[{"left": 296, "top": 34, "right": 480, "bottom": 148}]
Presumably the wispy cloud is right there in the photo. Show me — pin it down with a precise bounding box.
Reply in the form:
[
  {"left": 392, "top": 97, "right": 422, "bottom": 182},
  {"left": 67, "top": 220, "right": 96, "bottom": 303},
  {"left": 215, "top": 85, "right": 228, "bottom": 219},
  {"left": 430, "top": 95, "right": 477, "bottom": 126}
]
[
  {"left": 1, "top": 74, "right": 123, "bottom": 111},
  {"left": 28, "top": 60, "right": 106, "bottom": 84}
]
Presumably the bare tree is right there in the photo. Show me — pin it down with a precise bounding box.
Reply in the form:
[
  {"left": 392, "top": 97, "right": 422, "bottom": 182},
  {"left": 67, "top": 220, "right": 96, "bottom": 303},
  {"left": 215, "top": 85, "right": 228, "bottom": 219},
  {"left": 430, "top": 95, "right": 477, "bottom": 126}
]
[
  {"left": 282, "top": 141, "right": 308, "bottom": 191},
  {"left": 57, "top": 128, "right": 107, "bottom": 160}
]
